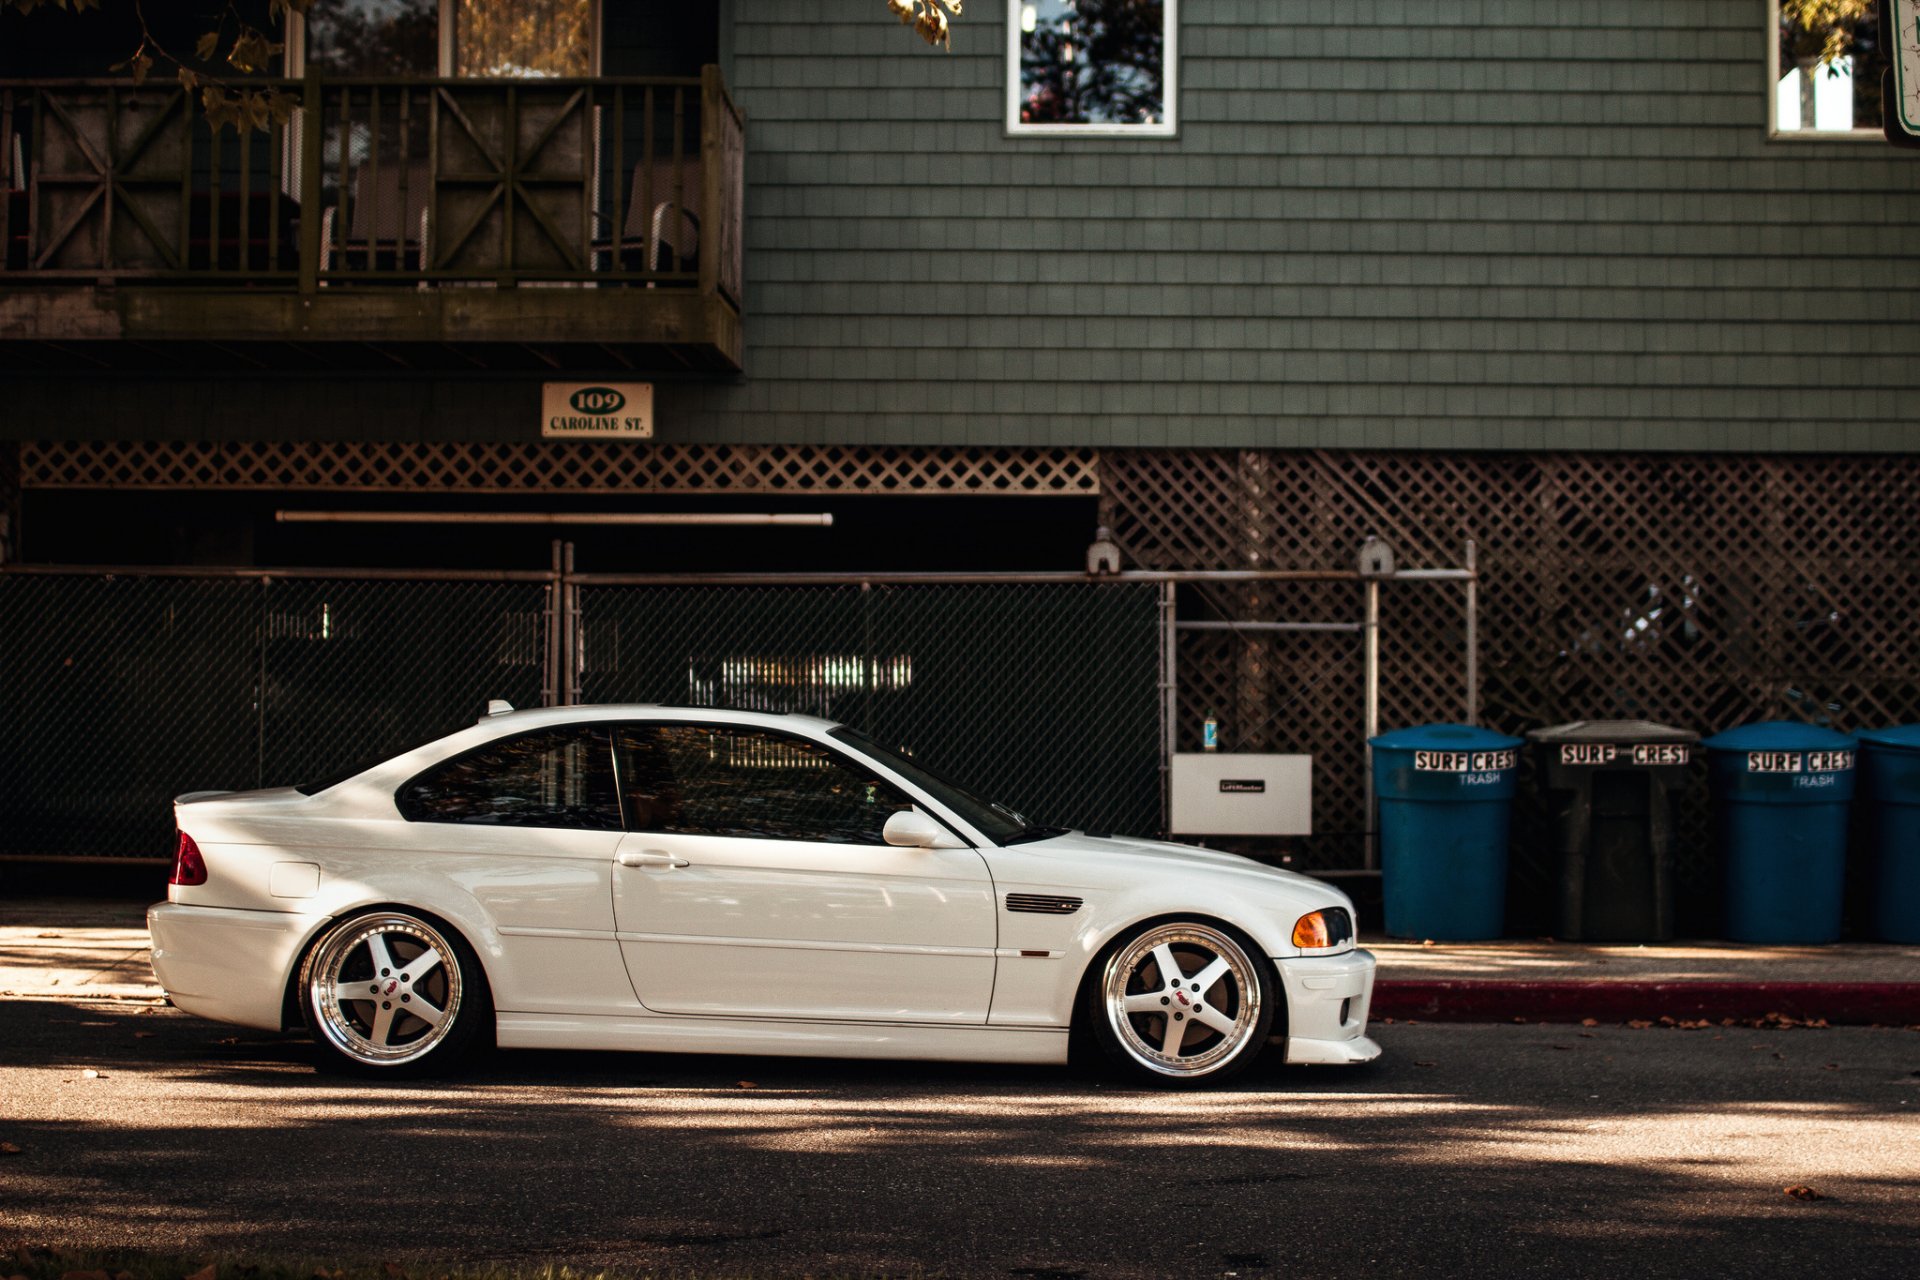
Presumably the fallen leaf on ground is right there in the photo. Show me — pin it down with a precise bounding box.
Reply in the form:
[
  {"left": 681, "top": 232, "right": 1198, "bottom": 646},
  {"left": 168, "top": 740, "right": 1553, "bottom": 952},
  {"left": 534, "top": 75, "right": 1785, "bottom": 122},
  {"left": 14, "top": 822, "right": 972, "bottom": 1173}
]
[
  {"left": 1783, "top": 1184, "right": 1825, "bottom": 1201},
  {"left": 36, "top": 931, "right": 61, "bottom": 938},
  {"left": 1580, "top": 1018, "right": 1598, "bottom": 1027},
  {"left": 736, "top": 1080, "right": 758, "bottom": 1089},
  {"left": 1626, "top": 1019, "right": 1653, "bottom": 1029},
  {"left": 0, "top": 1142, "right": 21, "bottom": 1155}
]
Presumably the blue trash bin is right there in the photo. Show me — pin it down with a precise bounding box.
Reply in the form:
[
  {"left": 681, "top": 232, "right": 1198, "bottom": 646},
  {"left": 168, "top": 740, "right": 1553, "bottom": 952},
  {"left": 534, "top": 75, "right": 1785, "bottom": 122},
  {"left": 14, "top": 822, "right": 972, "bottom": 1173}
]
[
  {"left": 1855, "top": 726, "right": 1920, "bottom": 944},
  {"left": 1370, "top": 723, "right": 1523, "bottom": 940},
  {"left": 1700, "top": 721, "right": 1857, "bottom": 944}
]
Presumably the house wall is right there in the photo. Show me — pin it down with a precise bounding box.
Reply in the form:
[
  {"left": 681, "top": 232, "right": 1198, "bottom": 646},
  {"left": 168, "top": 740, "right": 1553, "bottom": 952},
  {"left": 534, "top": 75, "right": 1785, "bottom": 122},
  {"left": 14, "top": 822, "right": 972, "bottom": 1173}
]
[{"left": 658, "top": 0, "right": 1920, "bottom": 451}]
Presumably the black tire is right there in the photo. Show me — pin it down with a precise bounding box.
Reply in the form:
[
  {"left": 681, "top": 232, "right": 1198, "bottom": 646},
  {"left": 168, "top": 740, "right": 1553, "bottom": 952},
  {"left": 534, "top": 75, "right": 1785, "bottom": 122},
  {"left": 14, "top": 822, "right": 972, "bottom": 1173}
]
[
  {"left": 297, "top": 908, "right": 491, "bottom": 1077},
  {"left": 1080, "top": 919, "right": 1279, "bottom": 1087}
]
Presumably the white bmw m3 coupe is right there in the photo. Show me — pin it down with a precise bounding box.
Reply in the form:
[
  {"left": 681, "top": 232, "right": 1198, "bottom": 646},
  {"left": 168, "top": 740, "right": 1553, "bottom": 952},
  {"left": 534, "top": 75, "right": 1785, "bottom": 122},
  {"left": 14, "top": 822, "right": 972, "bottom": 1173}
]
[{"left": 149, "top": 704, "right": 1380, "bottom": 1085}]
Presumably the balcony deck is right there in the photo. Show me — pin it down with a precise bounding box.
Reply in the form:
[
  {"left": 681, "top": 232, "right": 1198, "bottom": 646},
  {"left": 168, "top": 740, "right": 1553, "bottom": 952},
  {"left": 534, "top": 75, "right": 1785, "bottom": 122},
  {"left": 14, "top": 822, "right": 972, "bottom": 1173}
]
[{"left": 0, "top": 72, "right": 743, "bottom": 373}]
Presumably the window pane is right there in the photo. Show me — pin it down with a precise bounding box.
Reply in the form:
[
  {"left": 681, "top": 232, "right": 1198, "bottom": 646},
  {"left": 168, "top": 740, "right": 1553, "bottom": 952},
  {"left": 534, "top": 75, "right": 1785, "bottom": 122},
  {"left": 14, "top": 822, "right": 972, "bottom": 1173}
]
[
  {"left": 1018, "top": 0, "right": 1167, "bottom": 127},
  {"left": 455, "top": 0, "right": 592, "bottom": 77},
  {"left": 618, "top": 725, "right": 914, "bottom": 845},
  {"left": 304, "top": 0, "right": 438, "bottom": 77},
  {"left": 400, "top": 727, "right": 620, "bottom": 829},
  {"left": 1776, "top": 2, "right": 1887, "bottom": 132}
]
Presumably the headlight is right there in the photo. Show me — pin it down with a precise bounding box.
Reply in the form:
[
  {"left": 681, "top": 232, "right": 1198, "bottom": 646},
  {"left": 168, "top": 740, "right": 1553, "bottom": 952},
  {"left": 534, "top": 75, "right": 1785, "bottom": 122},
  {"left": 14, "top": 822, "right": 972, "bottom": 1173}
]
[{"left": 1292, "top": 907, "right": 1353, "bottom": 949}]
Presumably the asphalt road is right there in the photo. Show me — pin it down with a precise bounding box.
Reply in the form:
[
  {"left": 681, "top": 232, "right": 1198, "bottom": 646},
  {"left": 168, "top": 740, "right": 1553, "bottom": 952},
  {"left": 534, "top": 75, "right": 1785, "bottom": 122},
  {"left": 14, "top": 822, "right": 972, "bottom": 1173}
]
[{"left": 2, "top": 1000, "right": 1917, "bottom": 1279}]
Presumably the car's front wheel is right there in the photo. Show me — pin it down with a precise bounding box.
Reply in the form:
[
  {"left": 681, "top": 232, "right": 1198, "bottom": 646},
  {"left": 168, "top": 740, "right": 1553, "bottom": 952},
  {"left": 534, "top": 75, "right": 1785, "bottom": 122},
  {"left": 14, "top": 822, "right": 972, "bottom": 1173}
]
[
  {"left": 1086, "top": 921, "right": 1278, "bottom": 1085},
  {"left": 299, "top": 909, "right": 490, "bottom": 1076}
]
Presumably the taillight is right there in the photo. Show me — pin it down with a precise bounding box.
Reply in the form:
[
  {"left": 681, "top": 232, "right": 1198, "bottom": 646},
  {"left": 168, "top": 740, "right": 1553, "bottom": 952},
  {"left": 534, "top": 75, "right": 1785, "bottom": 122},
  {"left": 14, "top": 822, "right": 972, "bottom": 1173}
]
[{"left": 170, "top": 831, "right": 208, "bottom": 886}]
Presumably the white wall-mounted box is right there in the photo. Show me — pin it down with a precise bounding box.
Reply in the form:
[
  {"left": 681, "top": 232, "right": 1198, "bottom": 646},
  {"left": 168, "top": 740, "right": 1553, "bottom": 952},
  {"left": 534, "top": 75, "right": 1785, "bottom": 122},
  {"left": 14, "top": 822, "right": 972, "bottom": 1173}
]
[{"left": 1170, "top": 753, "right": 1312, "bottom": 836}]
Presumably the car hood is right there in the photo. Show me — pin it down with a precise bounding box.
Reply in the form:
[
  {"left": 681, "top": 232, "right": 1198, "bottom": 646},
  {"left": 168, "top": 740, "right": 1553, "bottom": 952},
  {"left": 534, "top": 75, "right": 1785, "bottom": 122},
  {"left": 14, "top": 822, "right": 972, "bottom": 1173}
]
[{"left": 1005, "top": 830, "right": 1354, "bottom": 909}]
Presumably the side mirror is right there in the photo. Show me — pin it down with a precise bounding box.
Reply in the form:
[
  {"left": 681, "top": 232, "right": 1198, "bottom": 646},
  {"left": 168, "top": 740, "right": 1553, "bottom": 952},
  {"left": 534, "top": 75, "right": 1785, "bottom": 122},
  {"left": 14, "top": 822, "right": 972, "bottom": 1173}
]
[{"left": 883, "top": 807, "right": 957, "bottom": 849}]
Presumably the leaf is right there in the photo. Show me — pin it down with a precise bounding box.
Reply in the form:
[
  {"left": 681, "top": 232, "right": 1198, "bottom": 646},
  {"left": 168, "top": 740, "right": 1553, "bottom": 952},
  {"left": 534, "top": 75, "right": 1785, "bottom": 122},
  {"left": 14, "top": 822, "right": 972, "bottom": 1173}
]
[
  {"left": 1580, "top": 1018, "right": 1598, "bottom": 1027},
  {"left": 1783, "top": 1184, "right": 1825, "bottom": 1201},
  {"left": 736, "top": 1080, "right": 757, "bottom": 1089},
  {"left": 0, "top": 1142, "right": 21, "bottom": 1155},
  {"left": 130, "top": 52, "right": 152, "bottom": 85},
  {"left": 195, "top": 31, "right": 220, "bottom": 62},
  {"left": 1626, "top": 1019, "right": 1653, "bottom": 1029}
]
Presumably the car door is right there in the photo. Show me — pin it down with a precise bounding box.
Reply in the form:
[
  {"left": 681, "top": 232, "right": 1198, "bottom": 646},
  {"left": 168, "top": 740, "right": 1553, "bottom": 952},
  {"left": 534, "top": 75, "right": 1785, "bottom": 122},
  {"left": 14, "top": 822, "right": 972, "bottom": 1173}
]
[
  {"left": 393, "top": 722, "right": 636, "bottom": 1016},
  {"left": 609, "top": 721, "right": 999, "bottom": 1023}
]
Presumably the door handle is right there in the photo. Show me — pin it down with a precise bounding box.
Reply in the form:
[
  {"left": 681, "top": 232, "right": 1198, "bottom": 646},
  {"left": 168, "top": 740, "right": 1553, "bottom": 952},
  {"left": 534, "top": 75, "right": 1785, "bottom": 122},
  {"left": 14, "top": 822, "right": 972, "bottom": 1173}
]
[{"left": 617, "top": 849, "right": 690, "bottom": 869}]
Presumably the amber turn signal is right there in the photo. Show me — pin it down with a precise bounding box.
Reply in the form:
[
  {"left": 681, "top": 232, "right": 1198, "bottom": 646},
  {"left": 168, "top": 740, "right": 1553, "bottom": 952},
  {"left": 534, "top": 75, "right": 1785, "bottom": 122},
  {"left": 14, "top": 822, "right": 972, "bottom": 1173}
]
[{"left": 1292, "top": 910, "right": 1333, "bottom": 949}]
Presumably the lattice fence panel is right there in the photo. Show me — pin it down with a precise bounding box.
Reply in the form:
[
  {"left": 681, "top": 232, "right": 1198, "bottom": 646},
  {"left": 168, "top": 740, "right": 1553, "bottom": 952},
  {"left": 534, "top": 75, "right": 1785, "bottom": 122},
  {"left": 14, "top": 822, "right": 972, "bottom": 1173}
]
[
  {"left": 17, "top": 440, "right": 1100, "bottom": 496},
  {"left": 1104, "top": 449, "right": 1920, "bottom": 930}
]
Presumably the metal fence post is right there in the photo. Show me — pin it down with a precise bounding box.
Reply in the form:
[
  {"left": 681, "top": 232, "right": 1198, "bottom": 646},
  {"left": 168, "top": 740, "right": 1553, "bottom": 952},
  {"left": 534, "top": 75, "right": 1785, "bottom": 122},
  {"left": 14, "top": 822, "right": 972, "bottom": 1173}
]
[
  {"left": 563, "top": 541, "right": 581, "bottom": 705},
  {"left": 1465, "top": 538, "right": 1480, "bottom": 725},
  {"left": 1362, "top": 577, "right": 1380, "bottom": 870},
  {"left": 1160, "top": 578, "right": 1177, "bottom": 838},
  {"left": 542, "top": 539, "right": 563, "bottom": 707}
]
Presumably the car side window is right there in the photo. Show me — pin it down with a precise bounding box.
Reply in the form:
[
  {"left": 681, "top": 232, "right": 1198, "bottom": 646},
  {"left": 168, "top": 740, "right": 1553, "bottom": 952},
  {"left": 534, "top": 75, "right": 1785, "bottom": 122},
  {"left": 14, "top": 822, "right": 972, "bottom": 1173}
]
[
  {"left": 398, "top": 727, "right": 621, "bottom": 830},
  {"left": 617, "top": 723, "right": 914, "bottom": 845}
]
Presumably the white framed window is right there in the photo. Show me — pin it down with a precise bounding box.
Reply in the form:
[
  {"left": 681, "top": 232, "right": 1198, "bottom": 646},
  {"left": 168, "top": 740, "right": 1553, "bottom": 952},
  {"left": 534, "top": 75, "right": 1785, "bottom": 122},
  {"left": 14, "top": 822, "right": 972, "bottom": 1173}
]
[
  {"left": 1005, "top": 0, "right": 1176, "bottom": 137},
  {"left": 1769, "top": 0, "right": 1887, "bottom": 139}
]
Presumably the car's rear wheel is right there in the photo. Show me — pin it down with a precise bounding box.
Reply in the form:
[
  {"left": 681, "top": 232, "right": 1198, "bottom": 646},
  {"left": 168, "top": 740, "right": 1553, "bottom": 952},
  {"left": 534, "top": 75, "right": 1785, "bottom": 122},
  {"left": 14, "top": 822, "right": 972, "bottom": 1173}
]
[
  {"left": 299, "top": 909, "right": 489, "bottom": 1076},
  {"left": 1086, "top": 921, "right": 1277, "bottom": 1086}
]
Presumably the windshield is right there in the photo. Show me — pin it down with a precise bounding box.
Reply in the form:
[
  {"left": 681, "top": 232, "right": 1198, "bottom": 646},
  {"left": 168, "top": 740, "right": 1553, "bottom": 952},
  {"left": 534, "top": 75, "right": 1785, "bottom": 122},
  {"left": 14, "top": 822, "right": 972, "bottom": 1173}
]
[{"left": 828, "top": 726, "right": 1066, "bottom": 846}]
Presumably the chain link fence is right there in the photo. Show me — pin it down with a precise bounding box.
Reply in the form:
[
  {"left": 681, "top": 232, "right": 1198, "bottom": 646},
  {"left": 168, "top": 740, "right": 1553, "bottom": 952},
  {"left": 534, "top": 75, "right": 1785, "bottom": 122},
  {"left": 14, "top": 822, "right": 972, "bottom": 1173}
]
[
  {"left": 0, "top": 571, "right": 549, "bottom": 860},
  {"left": 0, "top": 569, "right": 1164, "bottom": 860},
  {"left": 577, "top": 581, "right": 1165, "bottom": 839}
]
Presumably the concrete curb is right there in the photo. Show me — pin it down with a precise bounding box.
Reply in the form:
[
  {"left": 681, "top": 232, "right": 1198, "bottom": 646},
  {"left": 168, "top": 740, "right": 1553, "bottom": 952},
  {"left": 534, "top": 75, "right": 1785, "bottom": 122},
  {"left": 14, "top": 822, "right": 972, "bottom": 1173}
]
[{"left": 1373, "top": 980, "right": 1920, "bottom": 1026}]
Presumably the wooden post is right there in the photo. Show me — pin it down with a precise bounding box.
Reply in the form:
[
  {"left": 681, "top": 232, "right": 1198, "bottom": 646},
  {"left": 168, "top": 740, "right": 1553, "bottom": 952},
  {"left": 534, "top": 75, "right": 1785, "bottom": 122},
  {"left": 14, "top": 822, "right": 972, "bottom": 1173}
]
[
  {"left": 700, "top": 65, "right": 722, "bottom": 297},
  {"left": 297, "top": 77, "right": 322, "bottom": 292}
]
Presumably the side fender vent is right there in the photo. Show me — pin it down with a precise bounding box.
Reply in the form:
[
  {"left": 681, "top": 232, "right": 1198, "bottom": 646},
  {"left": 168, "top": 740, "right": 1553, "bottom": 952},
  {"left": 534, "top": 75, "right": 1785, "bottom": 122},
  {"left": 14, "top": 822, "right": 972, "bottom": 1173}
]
[{"left": 1006, "top": 893, "right": 1083, "bottom": 915}]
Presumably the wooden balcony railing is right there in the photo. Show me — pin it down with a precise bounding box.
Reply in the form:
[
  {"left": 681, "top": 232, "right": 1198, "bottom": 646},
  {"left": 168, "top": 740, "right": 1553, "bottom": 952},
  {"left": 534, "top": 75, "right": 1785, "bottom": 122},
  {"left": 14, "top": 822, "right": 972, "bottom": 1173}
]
[{"left": 0, "top": 70, "right": 743, "bottom": 310}]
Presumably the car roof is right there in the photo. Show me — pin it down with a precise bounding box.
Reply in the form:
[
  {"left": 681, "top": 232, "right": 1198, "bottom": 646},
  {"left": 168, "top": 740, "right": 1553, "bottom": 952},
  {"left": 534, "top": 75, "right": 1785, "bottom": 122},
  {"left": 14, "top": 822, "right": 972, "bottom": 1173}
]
[{"left": 472, "top": 703, "right": 843, "bottom": 733}]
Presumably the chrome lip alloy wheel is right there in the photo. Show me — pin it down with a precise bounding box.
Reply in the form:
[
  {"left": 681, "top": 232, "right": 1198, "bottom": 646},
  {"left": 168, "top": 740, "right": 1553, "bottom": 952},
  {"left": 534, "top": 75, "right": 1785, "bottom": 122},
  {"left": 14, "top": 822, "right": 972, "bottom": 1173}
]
[
  {"left": 1103, "top": 924, "right": 1260, "bottom": 1078},
  {"left": 308, "top": 913, "right": 462, "bottom": 1067}
]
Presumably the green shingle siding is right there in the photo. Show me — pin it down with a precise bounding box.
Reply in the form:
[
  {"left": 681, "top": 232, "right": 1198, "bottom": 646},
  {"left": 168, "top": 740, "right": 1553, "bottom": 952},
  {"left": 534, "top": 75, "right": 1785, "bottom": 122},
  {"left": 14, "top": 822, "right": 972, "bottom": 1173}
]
[{"left": 645, "top": 0, "right": 1920, "bottom": 451}]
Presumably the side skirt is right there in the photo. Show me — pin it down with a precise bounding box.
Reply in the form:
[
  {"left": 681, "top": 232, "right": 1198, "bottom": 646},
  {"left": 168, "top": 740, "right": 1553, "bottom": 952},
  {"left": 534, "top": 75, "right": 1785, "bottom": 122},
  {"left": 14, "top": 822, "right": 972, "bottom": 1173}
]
[{"left": 495, "top": 1012, "right": 1072, "bottom": 1065}]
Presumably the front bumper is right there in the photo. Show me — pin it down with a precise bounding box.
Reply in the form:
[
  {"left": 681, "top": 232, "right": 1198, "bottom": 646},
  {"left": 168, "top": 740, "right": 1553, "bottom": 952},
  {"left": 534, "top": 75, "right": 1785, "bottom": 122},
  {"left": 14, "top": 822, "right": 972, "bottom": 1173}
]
[
  {"left": 1274, "top": 946, "right": 1382, "bottom": 1065},
  {"left": 148, "top": 901, "right": 326, "bottom": 1031}
]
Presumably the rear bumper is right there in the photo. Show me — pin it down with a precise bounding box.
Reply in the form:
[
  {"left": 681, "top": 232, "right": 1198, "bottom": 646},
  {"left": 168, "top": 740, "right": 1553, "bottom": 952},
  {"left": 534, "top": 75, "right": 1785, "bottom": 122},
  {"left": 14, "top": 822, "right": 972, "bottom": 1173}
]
[
  {"left": 1275, "top": 946, "right": 1382, "bottom": 1065},
  {"left": 148, "top": 901, "right": 325, "bottom": 1031}
]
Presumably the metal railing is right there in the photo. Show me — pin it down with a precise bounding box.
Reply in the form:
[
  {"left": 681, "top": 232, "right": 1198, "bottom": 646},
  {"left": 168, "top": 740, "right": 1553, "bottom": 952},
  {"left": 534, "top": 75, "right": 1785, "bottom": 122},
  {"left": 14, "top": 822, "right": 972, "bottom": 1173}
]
[{"left": 1, "top": 70, "right": 742, "bottom": 303}]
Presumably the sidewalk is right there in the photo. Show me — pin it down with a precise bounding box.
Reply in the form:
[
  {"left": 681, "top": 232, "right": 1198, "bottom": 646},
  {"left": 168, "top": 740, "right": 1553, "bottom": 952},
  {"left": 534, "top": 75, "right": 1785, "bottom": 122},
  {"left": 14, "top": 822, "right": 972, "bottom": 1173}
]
[
  {"left": 4, "top": 897, "right": 1918, "bottom": 1025},
  {"left": 1367, "top": 937, "right": 1920, "bottom": 1025}
]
